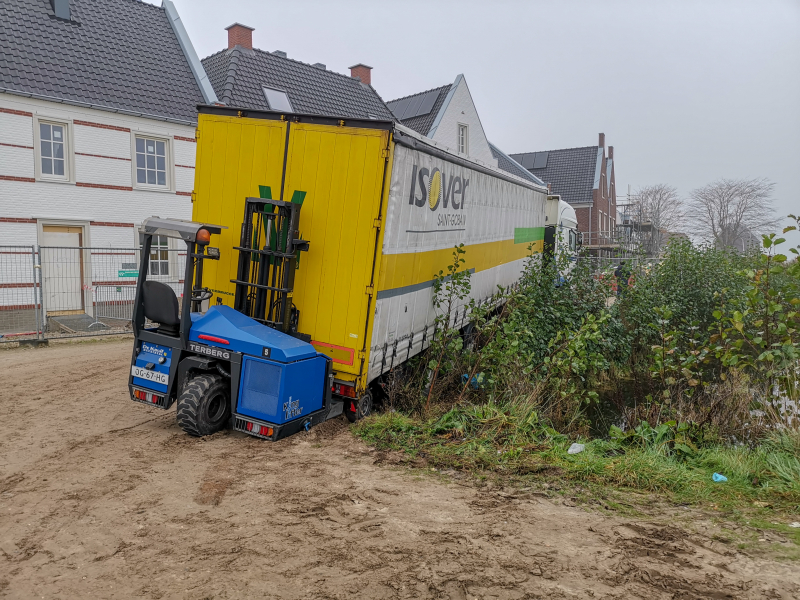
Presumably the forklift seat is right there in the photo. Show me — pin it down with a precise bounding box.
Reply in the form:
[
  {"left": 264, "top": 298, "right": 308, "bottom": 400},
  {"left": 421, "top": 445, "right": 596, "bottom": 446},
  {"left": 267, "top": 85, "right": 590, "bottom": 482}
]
[{"left": 142, "top": 281, "right": 180, "bottom": 336}]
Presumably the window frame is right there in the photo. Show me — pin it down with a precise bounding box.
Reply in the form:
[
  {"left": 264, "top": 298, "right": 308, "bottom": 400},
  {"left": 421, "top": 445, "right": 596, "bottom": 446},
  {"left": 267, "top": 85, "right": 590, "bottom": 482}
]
[
  {"left": 457, "top": 123, "right": 469, "bottom": 155},
  {"left": 134, "top": 226, "right": 179, "bottom": 281},
  {"left": 33, "top": 115, "right": 74, "bottom": 184},
  {"left": 130, "top": 132, "right": 174, "bottom": 192}
]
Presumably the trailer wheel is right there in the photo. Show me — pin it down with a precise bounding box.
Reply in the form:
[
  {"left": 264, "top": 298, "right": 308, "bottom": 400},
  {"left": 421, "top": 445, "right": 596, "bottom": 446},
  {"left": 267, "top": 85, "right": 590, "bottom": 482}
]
[
  {"left": 176, "top": 373, "right": 230, "bottom": 437},
  {"left": 345, "top": 390, "right": 373, "bottom": 423}
]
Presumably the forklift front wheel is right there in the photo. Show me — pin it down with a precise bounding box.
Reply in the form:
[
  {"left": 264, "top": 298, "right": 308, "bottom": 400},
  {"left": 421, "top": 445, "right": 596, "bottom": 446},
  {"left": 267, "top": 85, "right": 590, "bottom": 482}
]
[
  {"left": 176, "top": 374, "right": 231, "bottom": 437},
  {"left": 345, "top": 390, "right": 373, "bottom": 423}
]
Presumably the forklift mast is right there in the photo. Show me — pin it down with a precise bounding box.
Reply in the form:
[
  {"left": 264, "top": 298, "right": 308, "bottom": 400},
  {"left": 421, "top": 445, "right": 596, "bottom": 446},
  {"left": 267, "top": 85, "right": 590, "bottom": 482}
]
[{"left": 232, "top": 197, "right": 309, "bottom": 335}]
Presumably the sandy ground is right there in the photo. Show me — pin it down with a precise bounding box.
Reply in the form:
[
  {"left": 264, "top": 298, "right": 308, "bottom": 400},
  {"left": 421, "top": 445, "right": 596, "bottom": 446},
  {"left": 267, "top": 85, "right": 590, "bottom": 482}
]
[{"left": 1, "top": 340, "right": 798, "bottom": 600}]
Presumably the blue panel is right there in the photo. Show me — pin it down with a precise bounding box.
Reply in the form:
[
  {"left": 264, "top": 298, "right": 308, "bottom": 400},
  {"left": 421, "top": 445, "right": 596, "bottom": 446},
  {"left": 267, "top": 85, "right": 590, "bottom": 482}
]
[
  {"left": 132, "top": 341, "right": 171, "bottom": 393},
  {"left": 237, "top": 355, "right": 326, "bottom": 425},
  {"left": 189, "top": 305, "right": 316, "bottom": 362}
]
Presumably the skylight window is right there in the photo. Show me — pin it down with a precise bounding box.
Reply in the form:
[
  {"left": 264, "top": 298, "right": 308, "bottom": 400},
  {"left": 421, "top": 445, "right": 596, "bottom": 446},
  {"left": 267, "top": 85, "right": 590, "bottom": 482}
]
[{"left": 263, "top": 87, "right": 293, "bottom": 112}]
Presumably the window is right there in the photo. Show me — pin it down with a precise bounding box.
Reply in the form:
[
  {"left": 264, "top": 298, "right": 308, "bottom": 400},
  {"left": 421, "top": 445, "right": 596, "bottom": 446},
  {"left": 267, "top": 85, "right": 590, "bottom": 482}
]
[
  {"left": 149, "top": 235, "right": 170, "bottom": 276},
  {"left": 458, "top": 124, "right": 468, "bottom": 154},
  {"left": 135, "top": 136, "right": 168, "bottom": 187},
  {"left": 263, "top": 87, "right": 293, "bottom": 112},
  {"left": 35, "top": 120, "right": 71, "bottom": 181}
]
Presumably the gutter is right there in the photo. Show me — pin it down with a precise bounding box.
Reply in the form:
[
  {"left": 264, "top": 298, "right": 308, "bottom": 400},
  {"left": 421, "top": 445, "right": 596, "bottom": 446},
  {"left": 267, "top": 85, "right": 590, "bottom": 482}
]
[{"left": 162, "top": 0, "right": 219, "bottom": 105}]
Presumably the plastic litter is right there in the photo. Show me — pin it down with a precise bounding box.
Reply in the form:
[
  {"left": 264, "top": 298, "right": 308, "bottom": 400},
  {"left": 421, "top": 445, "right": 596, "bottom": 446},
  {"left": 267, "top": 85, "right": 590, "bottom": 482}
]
[
  {"left": 460, "top": 372, "right": 484, "bottom": 390},
  {"left": 567, "top": 443, "right": 585, "bottom": 455},
  {"left": 712, "top": 473, "right": 728, "bottom": 482},
  {"left": 789, "top": 522, "right": 800, "bottom": 528}
]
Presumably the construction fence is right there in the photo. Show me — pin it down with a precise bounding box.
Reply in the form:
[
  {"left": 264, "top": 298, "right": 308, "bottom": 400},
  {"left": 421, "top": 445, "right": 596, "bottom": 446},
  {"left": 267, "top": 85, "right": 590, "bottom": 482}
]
[{"left": 0, "top": 245, "right": 185, "bottom": 344}]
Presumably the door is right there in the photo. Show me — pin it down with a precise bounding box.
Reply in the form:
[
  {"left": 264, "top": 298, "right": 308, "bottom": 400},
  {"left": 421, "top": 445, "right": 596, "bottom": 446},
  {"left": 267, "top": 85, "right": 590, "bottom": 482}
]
[{"left": 40, "top": 226, "right": 84, "bottom": 315}]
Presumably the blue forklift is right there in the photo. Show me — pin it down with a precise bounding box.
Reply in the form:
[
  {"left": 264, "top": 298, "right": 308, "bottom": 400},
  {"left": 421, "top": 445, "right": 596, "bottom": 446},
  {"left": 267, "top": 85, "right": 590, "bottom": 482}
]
[{"left": 128, "top": 197, "right": 343, "bottom": 440}]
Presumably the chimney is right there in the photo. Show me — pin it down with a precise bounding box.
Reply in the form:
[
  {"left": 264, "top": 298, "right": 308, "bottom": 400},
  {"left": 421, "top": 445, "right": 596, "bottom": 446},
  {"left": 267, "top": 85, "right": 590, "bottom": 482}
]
[
  {"left": 225, "top": 23, "right": 254, "bottom": 50},
  {"left": 598, "top": 132, "right": 605, "bottom": 148},
  {"left": 349, "top": 63, "right": 372, "bottom": 85},
  {"left": 608, "top": 145, "right": 614, "bottom": 159},
  {"left": 51, "top": 0, "right": 70, "bottom": 20}
]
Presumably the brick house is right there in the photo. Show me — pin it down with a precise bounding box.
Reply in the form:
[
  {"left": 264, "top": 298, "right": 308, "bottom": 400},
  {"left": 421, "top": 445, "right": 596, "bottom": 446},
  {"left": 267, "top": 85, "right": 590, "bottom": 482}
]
[
  {"left": 0, "top": 0, "right": 215, "bottom": 326},
  {"left": 511, "top": 133, "right": 617, "bottom": 254}
]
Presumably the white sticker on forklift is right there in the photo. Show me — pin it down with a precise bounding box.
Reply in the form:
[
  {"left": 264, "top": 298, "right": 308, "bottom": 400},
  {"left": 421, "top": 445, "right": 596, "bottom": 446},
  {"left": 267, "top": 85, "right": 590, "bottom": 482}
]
[{"left": 131, "top": 366, "right": 168, "bottom": 385}]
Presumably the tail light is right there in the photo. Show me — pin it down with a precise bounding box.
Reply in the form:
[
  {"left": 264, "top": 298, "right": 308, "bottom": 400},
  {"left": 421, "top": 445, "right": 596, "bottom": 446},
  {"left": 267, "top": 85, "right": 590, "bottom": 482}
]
[
  {"left": 132, "top": 388, "right": 166, "bottom": 408},
  {"left": 235, "top": 417, "right": 273, "bottom": 439},
  {"left": 332, "top": 382, "right": 356, "bottom": 398}
]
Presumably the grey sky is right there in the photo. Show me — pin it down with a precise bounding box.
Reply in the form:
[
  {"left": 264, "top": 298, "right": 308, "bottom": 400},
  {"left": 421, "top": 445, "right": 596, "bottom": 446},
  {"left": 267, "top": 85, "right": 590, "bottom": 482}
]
[{"left": 168, "top": 0, "right": 800, "bottom": 245}]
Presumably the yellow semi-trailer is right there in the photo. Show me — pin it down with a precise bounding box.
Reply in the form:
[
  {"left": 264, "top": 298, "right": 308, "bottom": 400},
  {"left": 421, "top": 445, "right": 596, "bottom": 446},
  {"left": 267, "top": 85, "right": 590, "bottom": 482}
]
[{"left": 191, "top": 106, "right": 548, "bottom": 407}]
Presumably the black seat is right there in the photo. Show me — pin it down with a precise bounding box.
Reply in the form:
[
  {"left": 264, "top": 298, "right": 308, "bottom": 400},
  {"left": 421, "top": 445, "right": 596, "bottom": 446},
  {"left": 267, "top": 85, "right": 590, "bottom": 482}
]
[{"left": 142, "top": 281, "right": 180, "bottom": 336}]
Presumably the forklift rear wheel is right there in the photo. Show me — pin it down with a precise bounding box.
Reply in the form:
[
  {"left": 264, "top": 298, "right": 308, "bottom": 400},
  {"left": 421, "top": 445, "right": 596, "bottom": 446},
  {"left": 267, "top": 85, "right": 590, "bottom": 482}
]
[
  {"left": 176, "top": 373, "right": 231, "bottom": 437},
  {"left": 345, "top": 390, "right": 373, "bottom": 423}
]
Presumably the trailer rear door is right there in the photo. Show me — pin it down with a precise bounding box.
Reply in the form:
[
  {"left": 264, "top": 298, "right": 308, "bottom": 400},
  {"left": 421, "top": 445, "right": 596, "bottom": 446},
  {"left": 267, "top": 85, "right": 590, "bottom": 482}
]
[{"left": 192, "top": 112, "right": 391, "bottom": 383}]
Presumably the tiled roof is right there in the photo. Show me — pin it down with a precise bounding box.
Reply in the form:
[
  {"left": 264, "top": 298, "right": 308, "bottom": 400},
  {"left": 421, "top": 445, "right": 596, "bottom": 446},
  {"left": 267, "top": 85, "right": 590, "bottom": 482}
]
[
  {"left": 386, "top": 85, "right": 451, "bottom": 135},
  {"left": 202, "top": 47, "right": 395, "bottom": 120},
  {"left": 510, "top": 146, "right": 601, "bottom": 205},
  {"left": 0, "top": 0, "right": 205, "bottom": 124},
  {"left": 489, "top": 143, "right": 546, "bottom": 187}
]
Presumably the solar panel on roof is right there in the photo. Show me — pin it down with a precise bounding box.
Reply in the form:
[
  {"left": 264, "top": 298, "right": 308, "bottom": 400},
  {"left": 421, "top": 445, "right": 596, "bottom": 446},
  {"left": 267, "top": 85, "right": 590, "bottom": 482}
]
[
  {"left": 416, "top": 90, "right": 438, "bottom": 117},
  {"left": 520, "top": 153, "right": 535, "bottom": 169},
  {"left": 402, "top": 94, "right": 425, "bottom": 120},
  {"left": 388, "top": 97, "right": 411, "bottom": 120},
  {"left": 533, "top": 152, "right": 548, "bottom": 169}
]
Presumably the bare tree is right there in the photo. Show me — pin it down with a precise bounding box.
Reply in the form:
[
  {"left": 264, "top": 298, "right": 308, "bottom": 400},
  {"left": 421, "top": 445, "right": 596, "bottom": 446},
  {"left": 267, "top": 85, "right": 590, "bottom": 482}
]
[
  {"left": 686, "top": 178, "right": 779, "bottom": 249},
  {"left": 625, "top": 184, "right": 683, "bottom": 256}
]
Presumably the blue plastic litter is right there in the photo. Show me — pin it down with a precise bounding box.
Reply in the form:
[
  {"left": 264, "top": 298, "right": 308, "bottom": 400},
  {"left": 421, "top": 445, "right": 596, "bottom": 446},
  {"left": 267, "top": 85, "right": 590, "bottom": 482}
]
[
  {"left": 712, "top": 473, "right": 728, "bottom": 483},
  {"left": 461, "top": 372, "right": 484, "bottom": 390}
]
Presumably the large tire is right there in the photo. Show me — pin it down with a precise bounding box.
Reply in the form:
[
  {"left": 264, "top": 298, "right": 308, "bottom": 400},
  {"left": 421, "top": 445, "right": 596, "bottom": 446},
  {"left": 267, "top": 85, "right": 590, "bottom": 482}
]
[
  {"left": 176, "top": 373, "right": 230, "bottom": 437},
  {"left": 345, "top": 391, "right": 373, "bottom": 423}
]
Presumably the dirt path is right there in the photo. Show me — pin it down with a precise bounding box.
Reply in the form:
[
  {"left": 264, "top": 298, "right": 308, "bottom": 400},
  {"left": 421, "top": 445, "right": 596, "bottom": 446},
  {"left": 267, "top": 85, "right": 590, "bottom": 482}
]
[{"left": 0, "top": 340, "right": 798, "bottom": 599}]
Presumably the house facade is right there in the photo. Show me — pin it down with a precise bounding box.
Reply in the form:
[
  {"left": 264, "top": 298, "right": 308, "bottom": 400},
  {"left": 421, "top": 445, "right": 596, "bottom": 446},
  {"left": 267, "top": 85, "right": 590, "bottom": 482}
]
[
  {"left": 511, "top": 133, "right": 617, "bottom": 254},
  {"left": 0, "top": 0, "right": 215, "bottom": 329},
  {"left": 386, "top": 75, "right": 544, "bottom": 187}
]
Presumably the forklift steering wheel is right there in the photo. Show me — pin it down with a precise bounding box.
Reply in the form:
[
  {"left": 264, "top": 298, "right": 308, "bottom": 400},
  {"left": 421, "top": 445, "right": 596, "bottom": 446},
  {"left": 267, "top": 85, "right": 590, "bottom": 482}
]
[{"left": 191, "top": 288, "right": 213, "bottom": 303}]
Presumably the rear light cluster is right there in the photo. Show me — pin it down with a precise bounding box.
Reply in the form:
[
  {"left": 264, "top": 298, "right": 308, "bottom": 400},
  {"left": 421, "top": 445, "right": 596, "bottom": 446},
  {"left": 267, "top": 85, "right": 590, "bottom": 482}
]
[
  {"left": 332, "top": 382, "right": 356, "bottom": 398},
  {"left": 234, "top": 417, "right": 273, "bottom": 439},
  {"left": 132, "top": 388, "right": 166, "bottom": 408}
]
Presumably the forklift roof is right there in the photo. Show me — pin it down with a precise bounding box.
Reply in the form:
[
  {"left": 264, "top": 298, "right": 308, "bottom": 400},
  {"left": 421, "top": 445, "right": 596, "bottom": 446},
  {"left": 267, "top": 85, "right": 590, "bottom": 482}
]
[{"left": 141, "top": 216, "right": 225, "bottom": 243}]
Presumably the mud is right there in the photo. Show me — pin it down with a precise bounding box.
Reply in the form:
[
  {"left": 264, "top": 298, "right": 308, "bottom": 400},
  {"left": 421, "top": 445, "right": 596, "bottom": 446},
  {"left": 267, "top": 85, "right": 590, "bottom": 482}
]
[{"left": 1, "top": 340, "right": 798, "bottom": 599}]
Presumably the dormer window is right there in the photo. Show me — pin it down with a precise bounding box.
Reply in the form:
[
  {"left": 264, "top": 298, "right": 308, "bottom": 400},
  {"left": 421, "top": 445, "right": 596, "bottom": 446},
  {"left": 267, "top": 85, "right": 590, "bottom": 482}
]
[{"left": 263, "top": 87, "right": 293, "bottom": 112}]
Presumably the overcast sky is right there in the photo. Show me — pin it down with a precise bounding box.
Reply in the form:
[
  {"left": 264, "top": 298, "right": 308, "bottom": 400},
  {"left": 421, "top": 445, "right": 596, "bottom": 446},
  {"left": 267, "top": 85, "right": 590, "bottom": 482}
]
[{"left": 168, "top": 0, "right": 800, "bottom": 245}]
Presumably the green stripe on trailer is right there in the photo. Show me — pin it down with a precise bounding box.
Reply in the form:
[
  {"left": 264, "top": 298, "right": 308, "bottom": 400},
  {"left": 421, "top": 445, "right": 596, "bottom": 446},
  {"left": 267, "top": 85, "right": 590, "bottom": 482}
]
[{"left": 514, "top": 227, "right": 545, "bottom": 244}]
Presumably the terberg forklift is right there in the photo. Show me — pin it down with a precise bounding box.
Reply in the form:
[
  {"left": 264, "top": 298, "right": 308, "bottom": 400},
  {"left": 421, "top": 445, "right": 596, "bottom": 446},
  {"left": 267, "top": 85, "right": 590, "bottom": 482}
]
[{"left": 128, "top": 196, "right": 347, "bottom": 440}]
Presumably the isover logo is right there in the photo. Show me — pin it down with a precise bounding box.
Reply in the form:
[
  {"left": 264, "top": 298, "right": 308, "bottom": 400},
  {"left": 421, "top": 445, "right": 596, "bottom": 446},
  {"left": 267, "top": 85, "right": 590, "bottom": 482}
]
[{"left": 409, "top": 165, "right": 469, "bottom": 214}]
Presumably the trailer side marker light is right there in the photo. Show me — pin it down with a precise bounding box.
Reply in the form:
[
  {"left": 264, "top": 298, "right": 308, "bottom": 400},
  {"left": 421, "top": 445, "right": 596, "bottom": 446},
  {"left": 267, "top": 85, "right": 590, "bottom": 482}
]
[{"left": 198, "top": 334, "right": 229, "bottom": 345}]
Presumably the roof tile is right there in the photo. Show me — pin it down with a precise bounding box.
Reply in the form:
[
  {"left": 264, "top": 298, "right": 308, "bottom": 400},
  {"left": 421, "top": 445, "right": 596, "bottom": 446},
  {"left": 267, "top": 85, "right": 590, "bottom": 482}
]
[
  {"left": 0, "top": 0, "right": 204, "bottom": 123},
  {"left": 202, "top": 48, "right": 394, "bottom": 120}
]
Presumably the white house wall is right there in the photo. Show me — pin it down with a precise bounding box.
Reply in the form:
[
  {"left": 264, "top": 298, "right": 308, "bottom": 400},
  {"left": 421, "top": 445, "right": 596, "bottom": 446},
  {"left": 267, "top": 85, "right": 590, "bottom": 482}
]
[
  {"left": 0, "top": 95, "right": 197, "bottom": 246},
  {"left": 0, "top": 95, "right": 198, "bottom": 313},
  {"left": 430, "top": 78, "right": 498, "bottom": 167}
]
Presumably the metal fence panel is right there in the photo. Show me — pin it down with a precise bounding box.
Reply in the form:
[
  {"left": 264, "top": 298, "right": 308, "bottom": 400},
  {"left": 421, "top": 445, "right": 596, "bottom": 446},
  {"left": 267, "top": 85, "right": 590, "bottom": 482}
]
[
  {"left": 1, "top": 246, "right": 186, "bottom": 341},
  {"left": 0, "top": 245, "right": 40, "bottom": 342}
]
